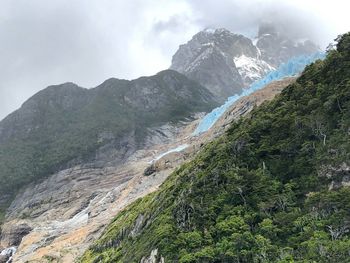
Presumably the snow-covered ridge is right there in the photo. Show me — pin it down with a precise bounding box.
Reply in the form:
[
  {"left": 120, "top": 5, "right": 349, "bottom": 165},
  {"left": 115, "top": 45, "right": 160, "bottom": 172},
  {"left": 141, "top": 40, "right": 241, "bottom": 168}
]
[
  {"left": 193, "top": 52, "right": 326, "bottom": 135},
  {"left": 234, "top": 54, "right": 275, "bottom": 85}
]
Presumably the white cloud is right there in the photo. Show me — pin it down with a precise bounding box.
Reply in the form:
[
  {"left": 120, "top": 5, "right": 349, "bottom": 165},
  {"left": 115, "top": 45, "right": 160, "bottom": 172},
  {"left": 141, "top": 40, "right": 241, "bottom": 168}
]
[{"left": 0, "top": 0, "right": 349, "bottom": 119}]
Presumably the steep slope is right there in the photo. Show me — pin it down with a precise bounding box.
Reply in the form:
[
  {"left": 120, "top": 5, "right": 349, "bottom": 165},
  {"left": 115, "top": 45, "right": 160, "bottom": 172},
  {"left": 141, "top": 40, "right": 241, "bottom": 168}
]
[
  {"left": 0, "top": 48, "right": 321, "bottom": 261},
  {"left": 0, "top": 77, "right": 295, "bottom": 263},
  {"left": 81, "top": 33, "right": 350, "bottom": 262},
  {"left": 0, "top": 28, "right": 321, "bottom": 262},
  {"left": 170, "top": 25, "right": 319, "bottom": 102},
  {"left": 0, "top": 70, "right": 218, "bottom": 227}
]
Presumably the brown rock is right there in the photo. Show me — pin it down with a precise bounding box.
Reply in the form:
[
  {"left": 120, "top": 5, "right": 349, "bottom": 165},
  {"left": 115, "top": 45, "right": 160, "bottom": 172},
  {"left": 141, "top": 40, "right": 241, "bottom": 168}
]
[{"left": 1, "top": 223, "right": 32, "bottom": 247}]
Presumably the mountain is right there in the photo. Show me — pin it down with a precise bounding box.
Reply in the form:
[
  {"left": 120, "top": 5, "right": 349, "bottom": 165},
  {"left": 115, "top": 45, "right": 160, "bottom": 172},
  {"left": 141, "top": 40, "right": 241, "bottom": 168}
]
[
  {"left": 0, "top": 76, "right": 299, "bottom": 261},
  {"left": 0, "top": 70, "right": 218, "bottom": 227},
  {"left": 170, "top": 24, "right": 319, "bottom": 102},
  {"left": 1, "top": 44, "right": 320, "bottom": 261},
  {"left": 81, "top": 33, "right": 350, "bottom": 262},
  {"left": 0, "top": 25, "right": 334, "bottom": 262}
]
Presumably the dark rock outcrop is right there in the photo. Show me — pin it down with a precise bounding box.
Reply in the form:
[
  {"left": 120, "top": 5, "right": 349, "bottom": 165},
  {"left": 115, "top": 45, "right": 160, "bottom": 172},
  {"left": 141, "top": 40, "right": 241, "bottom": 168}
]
[{"left": 0, "top": 223, "right": 32, "bottom": 247}]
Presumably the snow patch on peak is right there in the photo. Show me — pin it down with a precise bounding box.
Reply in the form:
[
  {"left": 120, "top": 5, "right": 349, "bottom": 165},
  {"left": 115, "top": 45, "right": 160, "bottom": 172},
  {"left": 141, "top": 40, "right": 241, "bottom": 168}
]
[
  {"left": 204, "top": 28, "right": 215, "bottom": 34},
  {"left": 234, "top": 55, "right": 275, "bottom": 86},
  {"left": 202, "top": 42, "right": 215, "bottom": 47}
]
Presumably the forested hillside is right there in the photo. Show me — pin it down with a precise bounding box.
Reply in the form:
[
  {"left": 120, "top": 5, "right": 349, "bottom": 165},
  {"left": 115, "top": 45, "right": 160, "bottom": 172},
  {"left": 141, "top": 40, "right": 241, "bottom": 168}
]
[
  {"left": 81, "top": 33, "right": 350, "bottom": 262},
  {"left": 0, "top": 70, "right": 217, "bottom": 226}
]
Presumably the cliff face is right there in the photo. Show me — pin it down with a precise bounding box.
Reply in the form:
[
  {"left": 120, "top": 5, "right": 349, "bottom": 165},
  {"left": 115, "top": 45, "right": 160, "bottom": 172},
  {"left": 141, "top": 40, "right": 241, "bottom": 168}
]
[
  {"left": 0, "top": 69, "right": 218, "bottom": 249},
  {"left": 170, "top": 29, "right": 249, "bottom": 99},
  {"left": 170, "top": 25, "right": 319, "bottom": 102}
]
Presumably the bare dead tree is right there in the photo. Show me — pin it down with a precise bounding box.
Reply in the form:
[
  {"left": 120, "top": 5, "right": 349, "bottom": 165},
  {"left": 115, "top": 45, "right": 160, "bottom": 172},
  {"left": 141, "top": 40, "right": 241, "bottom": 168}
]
[
  {"left": 236, "top": 187, "right": 246, "bottom": 207},
  {"left": 326, "top": 225, "right": 349, "bottom": 240},
  {"left": 312, "top": 118, "right": 327, "bottom": 146}
]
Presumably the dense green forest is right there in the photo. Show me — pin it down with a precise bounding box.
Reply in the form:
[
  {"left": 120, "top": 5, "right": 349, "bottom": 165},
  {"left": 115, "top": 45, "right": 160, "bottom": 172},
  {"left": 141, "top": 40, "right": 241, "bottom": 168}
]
[{"left": 81, "top": 33, "right": 350, "bottom": 262}]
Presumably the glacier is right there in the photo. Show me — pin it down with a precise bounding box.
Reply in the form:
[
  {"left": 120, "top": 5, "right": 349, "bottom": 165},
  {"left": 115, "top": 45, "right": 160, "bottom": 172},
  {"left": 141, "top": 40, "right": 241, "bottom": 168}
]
[{"left": 193, "top": 52, "right": 326, "bottom": 135}]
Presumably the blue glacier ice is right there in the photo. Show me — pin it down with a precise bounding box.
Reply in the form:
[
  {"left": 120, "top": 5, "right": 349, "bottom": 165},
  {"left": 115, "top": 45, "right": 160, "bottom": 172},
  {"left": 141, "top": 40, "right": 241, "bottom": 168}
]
[{"left": 193, "top": 52, "right": 326, "bottom": 135}]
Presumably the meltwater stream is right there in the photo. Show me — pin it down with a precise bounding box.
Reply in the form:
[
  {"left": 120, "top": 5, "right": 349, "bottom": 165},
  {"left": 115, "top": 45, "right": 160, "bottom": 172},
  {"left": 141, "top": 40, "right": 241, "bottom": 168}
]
[
  {"left": 0, "top": 247, "right": 17, "bottom": 263},
  {"left": 151, "top": 144, "right": 190, "bottom": 163},
  {"left": 193, "top": 52, "right": 326, "bottom": 135}
]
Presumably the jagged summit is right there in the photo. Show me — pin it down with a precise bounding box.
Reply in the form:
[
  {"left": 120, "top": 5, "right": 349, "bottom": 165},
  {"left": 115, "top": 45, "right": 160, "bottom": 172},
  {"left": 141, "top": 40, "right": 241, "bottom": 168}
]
[
  {"left": 170, "top": 28, "right": 258, "bottom": 100},
  {"left": 170, "top": 24, "right": 319, "bottom": 102}
]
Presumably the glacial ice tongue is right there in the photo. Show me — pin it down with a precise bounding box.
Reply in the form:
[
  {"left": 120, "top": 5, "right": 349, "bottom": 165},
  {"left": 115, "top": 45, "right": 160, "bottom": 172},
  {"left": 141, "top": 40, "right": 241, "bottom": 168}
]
[{"left": 193, "top": 52, "right": 326, "bottom": 135}]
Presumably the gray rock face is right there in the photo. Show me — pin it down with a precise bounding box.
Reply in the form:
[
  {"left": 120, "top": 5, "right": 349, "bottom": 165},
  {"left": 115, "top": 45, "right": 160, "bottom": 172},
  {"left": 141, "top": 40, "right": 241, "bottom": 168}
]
[
  {"left": 0, "top": 69, "right": 218, "bottom": 213},
  {"left": 170, "top": 29, "right": 251, "bottom": 101},
  {"left": 3, "top": 120, "right": 191, "bottom": 223},
  {"left": 318, "top": 162, "right": 350, "bottom": 190},
  {"left": 0, "top": 118, "right": 192, "bottom": 262},
  {"left": 170, "top": 25, "right": 319, "bottom": 102}
]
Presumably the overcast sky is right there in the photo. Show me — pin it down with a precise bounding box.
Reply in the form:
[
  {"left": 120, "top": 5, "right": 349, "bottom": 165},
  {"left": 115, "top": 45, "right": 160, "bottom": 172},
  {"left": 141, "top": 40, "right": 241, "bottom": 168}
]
[{"left": 0, "top": 0, "right": 349, "bottom": 120}]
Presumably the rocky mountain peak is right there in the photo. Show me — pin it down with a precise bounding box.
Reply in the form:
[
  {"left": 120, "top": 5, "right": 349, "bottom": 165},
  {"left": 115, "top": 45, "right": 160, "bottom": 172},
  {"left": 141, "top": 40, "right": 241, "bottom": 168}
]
[
  {"left": 170, "top": 25, "right": 320, "bottom": 102},
  {"left": 170, "top": 27, "right": 268, "bottom": 100},
  {"left": 22, "top": 82, "right": 83, "bottom": 104},
  {"left": 172, "top": 28, "right": 258, "bottom": 71}
]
